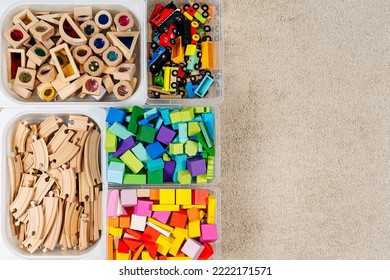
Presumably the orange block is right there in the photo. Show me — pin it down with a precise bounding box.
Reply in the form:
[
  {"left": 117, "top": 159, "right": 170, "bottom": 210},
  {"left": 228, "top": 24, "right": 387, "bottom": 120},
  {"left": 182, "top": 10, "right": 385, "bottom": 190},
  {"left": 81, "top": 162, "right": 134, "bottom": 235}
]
[
  {"left": 124, "top": 228, "right": 143, "bottom": 240},
  {"left": 108, "top": 234, "right": 114, "bottom": 260},
  {"left": 123, "top": 238, "right": 143, "bottom": 251},
  {"left": 150, "top": 189, "right": 160, "bottom": 200},
  {"left": 132, "top": 244, "right": 145, "bottom": 260},
  {"left": 159, "top": 256, "right": 168, "bottom": 260},
  {"left": 119, "top": 216, "right": 131, "bottom": 228},
  {"left": 144, "top": 241, "right": 158, "bottom": 259},
  {"left": 193, "top": 189, "right": 209, "bottom": 205},
  {"left": 176, "top": 252, "right": 186, "bottom": 257},
  {"left": 142, "top": 226, "right": 161, "bottom": 243},
  {"left": 169, "top": 209, "right": 187, "bottom": 228},
  {"left": 187, "top": 207, "right": 200, "bottom": 222},
  {"left": 107, "top": 217, "right": 119, "bottom": 227}
]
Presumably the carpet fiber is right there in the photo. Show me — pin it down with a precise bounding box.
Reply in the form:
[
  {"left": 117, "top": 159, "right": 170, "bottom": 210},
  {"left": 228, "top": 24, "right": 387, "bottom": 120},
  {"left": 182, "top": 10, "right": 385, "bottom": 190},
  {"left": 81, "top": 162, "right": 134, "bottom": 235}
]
[{"left": 221, "top": 0, "right": 390, "bottom": 259}]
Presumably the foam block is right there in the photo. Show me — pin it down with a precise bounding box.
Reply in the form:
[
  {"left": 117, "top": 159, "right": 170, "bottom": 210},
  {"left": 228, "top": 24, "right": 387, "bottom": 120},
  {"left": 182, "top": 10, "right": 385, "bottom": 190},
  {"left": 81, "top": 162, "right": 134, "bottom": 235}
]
[
  {"left": 112, "top": 136, "right": 136, "bottom": 158},
  {"left": 120, "top": 189, "right": 137, "bottom": 207}
]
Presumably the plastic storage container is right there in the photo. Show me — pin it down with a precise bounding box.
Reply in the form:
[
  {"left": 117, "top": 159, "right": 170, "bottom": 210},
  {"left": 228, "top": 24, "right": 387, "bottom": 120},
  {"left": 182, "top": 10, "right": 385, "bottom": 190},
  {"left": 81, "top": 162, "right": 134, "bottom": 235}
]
[
  {"left": 105, "top": 105, "right": 221, "bottom": 187},
  {"left": 0, "top": 0, "right": 147, "bottom": 106},
  {"left": 107, "top": 185, "right": 221, "bottom": 260},
  {"left": 0, "top": 107, "right": 107, "bottom": 259},
  {"left": 146, "top": 0, "right": 224, "bottom": 106}
]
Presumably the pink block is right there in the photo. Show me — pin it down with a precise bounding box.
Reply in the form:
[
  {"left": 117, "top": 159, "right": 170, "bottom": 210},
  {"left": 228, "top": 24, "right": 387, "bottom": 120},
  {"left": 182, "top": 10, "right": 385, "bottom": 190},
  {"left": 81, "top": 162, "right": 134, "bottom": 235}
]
[
  {"left": 107, "top": 189, "right": 119, "bottom": 217},
  {"left": 199, "top": 224, "right": 218, "bottom": 243},
  {"left": 152, "top": 211, "right": 171, "bottom": 224},
  {"left": 121, "top": 189, "right": 138, "bottom": 207},
  {"left": 181, "top": 238, "right": 204, "bottom": 260},
  {"left": 133, "top": 200, "right": 153, "bottom": 217}
]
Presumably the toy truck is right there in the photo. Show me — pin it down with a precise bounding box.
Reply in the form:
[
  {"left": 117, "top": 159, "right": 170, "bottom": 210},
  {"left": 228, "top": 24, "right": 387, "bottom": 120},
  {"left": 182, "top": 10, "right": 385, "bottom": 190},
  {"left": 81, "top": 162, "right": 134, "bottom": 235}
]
[
  {"left": 150, "top": 2, "right": 181, "bottom": 33},
  {"left": 148, "top": 46, "right": 171, "bottom": 73}
]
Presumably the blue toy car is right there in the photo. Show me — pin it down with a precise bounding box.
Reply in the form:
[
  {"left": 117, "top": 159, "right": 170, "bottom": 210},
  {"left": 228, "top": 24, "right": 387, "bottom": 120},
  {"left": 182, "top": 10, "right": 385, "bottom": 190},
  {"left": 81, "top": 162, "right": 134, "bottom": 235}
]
[{"left": 148, "top": 46, "right": 171, "bottom": 73}]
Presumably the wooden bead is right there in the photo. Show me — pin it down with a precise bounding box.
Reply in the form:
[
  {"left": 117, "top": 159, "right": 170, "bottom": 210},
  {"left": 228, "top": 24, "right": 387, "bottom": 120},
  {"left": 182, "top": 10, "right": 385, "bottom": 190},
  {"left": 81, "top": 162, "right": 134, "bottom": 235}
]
[
  {"left": 81, "top": 75, "right": 102, "bottom": 96},
  {"left": 4, "top": 24, "right": 31, "bottom": 48},
  {"left": 113, "top": 80, "right": 133, "bottom": 100},
  {"left": 37, "top": 64, "right": 57, "bottom": 83},
  {"left": 89, "top": 33, "right": 109, "bottom": 54},
  {"left": 73, "top": 6, "right": 92, "bottom": 22},
  {"left": 72, "top": 45, "right": 92, "bottom": 64},
  {"left": 95, "top": 11, "right": 112, "bottom": 30},
  {"left": 113, "top": 63, "right": 136, "bottom": 81},
  {"left": 84, "top": 56, "right": 104, "bottom": 77},
  {"left": 102, "top": 46, "right": 123, "bottom": 67},
  {"left": 13, "top": 9, "right": 39, "bottom": 31},
  {"left": 26, "top": 43, "right": 50, "bottom": 67},
  {"left": 80, "top": 20, "right": 99, "bottom": 38},
  {"left": 29, "top": 20, "right": 55, "bottom": 42},
  {"left": 114, "top": 11, "right": 134, "bottom": 31}
]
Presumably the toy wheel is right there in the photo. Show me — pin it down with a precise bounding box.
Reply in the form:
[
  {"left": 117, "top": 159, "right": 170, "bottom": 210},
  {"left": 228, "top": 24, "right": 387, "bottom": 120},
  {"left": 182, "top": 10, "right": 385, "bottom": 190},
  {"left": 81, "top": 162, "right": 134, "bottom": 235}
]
[
  {"left": 177, "top": 77, "right": 182, "bottom": 83},
  {"left": 205, "top": 70, "right": 212, "bottom": 76},
  {"left": 191, "top": 21, "right": 199, "bottom": 28},
  {"left": 170, "top": 39, "right": 176, "bottom": 45},
  {"left": 182, "top": 65, "right": 188, "bottom": 72},
  {"left": 197, "top": 51, "right": 202, "bottom": 58},
  {"left": 179, "top": 90, "right": 185, "bottom": 97},
  {"left": 204, "top": 25, "right": 211, "bottom": 32},
  {"left": 194, "top": 63, "right": 201, "bottom": 70},
  {"left": 183, "top": 4, "right": 190, "bottom": 11},
  {"left": 202, "top": 12, "right": 209, "bottom": 18},
  {"left": 153, "top": 29, "right": 159, "bottom": 35},
  {"left": 193, "top": 3, "right": 200, "bottom": 10},
  {"left": 201, "top": 4, "right": 209, "bottom": 11},
  {"left": 152, "top": 92, "right": 160, "bottom": 98},
  {"left": 151, "top": 42, "right": 158, "bottom": 49},
  {"left": 190, "top": 76, "right": 197, "bottom": 82},
  {"left": 171, "top": 82, "right": 177, "bottom": 89},
  {"left": 172, "top": 70, "right": 178, "bottom": 76},
  {"left": 205, "top": 36, "right": 212, "bottom": 41},
  {"left": 151, "top": 65, "right": 156, "bottom": 70},
  {"left": 162, "top": 54, "right": 167, "bottom": 59},
  {"left": 172, "top": 28, "right": 178, "bottom": 34},
  {"left": 166, "top": 46, "right": 172, "bottom": 52}
]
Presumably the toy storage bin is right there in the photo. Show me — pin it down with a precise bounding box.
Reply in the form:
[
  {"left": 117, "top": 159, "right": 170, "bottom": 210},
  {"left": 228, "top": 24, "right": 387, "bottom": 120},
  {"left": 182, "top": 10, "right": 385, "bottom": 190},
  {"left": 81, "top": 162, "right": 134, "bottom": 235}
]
[
  {"left": 0, "top": 0, "right": 147, "bottom": 106},
  {"left": 107, "top": 185, "right": 221, "bottom": 259},
  {"left": 105, "top": 105, "right": 221, "bottom": 187},
  {"left": 146, "top": 0, "right": 224, "bottom": 106},
  {"left": 0, "top": 107, "right": 107, "bottom": 259}
]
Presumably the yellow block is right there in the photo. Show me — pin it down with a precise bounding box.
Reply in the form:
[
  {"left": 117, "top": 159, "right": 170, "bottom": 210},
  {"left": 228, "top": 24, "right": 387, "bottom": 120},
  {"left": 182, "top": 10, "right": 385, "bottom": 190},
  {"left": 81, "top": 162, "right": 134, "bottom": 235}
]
[
  {"left": 142, "top": 251, "right": 154, "bottom": 260},
  {"left": 185, "top": 44, "right": 197, "bottom": 56},
  {"left": 108, "top": 226, "right": 123, "bottom": 237},
  {"left": 115, "top": 250, "right": 131, "bottom": 260},
  {"left": 207, "top": 195, "right": 216, "bottom": 224},
  {"left": 156, "top": 235, "right": 174, "bottom": 256},
  {"left": 188, "top": 220, "right": 201, "bottom": 238},
  {"left": 172, "top": 227, "right": 189, "bottom": 239},
  {"left": 199, "top": 210, "right": 206, "bottom": 220},
  {"left": 176, "top": 189, "right": 192, "bottom": 205},
  {"left": 182, "top": 204, "right": 207, "bottom": 209},
  {"left": 196, "top": 174, "right": 208, "bottom": 183},
  {"left": 62, "top": 63, "right": 75, "bottom": 77},
  {"left": 148, "top": 217, "right": 174, "bottom": 232},
  {"left": 160, "top": 189, "right": 175, "bottom": 205},
  {"left": 152, "top": 204, "right": 180, "bottom": 211},
  {"left": 169, "top": 236, "right": 185, "bottom": 256}
]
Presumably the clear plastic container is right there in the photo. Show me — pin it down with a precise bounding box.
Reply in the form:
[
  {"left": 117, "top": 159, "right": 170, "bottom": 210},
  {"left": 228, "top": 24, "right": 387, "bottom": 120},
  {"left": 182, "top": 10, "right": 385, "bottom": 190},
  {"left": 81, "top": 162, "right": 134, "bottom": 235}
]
[
  {"left": 0, "top": 0, "right": 147, "bottom": 106},
  {"left": 146, "top": 0, "right": 224, "bottom": 106},
  {"left": 105, "top": 105, "right": 221, "bottom": 187},
  {"left": 0, "top": 107, "right": 108, "bottom": 259},
  {"left": 107, "top": 185, "right": 221, "bottom": 260}
]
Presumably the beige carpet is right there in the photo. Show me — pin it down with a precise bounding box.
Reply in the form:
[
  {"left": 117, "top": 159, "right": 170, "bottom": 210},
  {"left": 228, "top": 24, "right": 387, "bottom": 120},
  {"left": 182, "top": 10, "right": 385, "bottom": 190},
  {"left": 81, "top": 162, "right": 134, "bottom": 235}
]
[{"left": 221, "top": 0, "right": 390, "bottom": 259}]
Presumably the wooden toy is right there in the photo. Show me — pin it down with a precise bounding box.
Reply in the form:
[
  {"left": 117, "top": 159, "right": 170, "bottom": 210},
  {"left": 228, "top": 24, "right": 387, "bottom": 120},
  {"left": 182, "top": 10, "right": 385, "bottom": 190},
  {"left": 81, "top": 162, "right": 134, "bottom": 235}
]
[
  {"left": 113, "top": 80, "right": 134, "bottom": 100},
  {"left": 80, "top": 20, "right": 99, "bottom": 38},
  {"left": 81, "top": 75, "right": 102, "bottom": 96},
  {"left": 114, "top": 11, "right": 134, "bottom": 31},
  {"left": 106, "top": 31, "right": 139, "bottom": 60},
  {"left": 74, "top": 6, "right": 93, "bottom": 22},
  {"left": 102, "top": 46, "right": 123, "bottom": 67},
  {"left": 89, "top": 33, "right": 109, "bottom": 54},
  {"left": 95, "top": 11, "right": 112, "bottom": 30},
  {"left": 13, "top": 9, "right": 39, "bottom": 31},
  {"left": 37, "top": 64, "right": 57, "bottom": 83},
  {"left": 84, "top": 55, "right": 104, "bottom": 77},
  {"left": 36, "top": 82, "right": 57, "bottom": 101},
  {"left": 50, "top": 43, "right": 80, "bottom": 82},
  {"left": 26, "top": 43, "right": 50, "bottom": 67},
  {"left": 7, "top": 48, "right": 26, "bottom": 83},
  {"left": 30, "top": 20, "right": 55, "bottom": 42},
  {"left": 113, "top": 63, "right": 136, "bottom": 81},
  {"left": 13, "top": 67, "right": 36, "bottom": 90},
  {"left": 59, "top": 14, "right": 88, "bottom": 46},
  {"left": 72, "top": 45, "right": 93, "bottom": 64}
]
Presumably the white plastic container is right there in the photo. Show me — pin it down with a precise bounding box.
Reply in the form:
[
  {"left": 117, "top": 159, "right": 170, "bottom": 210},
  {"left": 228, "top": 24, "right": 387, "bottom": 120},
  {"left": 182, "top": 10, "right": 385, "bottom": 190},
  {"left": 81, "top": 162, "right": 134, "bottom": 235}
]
[
  {"left": 105, "top": 105, "right": 221, "bottom": 186},
  {"left": 0, "top": 107, "right": 107, "bottom": 259},
  {"left": 0, "top": 0, "right": 147, "bottom": 106},
  {"left": 146, "top": 0, "right": 224, "bottom": 106},
  {"left": 108, "top": 185, "right": 221, "bottom": 259}
]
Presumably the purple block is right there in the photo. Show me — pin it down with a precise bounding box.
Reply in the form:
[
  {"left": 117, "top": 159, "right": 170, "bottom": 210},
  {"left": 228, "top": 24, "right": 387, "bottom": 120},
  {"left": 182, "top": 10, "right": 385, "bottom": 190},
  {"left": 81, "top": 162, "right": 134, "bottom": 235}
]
[
  {"left": 187, "top": 157, "right": 207, "bottom": 177},
  {"left": 112, "top": 136, "right": 136, "bottom": 158},
  {"left": 152, "top": 211, "right": 171, "bottom": 224},
  {"left": 163, "top": 161, "right": 176, "bottom": 182},
  {"left": 156, "top": 125, "right": 176, "bottom": 145},
  {"left": 133, "top": 200, "right": 153, "bottom": 217}
]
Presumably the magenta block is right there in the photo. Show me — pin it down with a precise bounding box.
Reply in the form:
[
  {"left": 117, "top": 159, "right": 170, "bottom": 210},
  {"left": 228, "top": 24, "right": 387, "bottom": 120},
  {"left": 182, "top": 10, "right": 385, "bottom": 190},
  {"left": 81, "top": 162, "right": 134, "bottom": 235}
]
[
  {"left": 187, "top": 157, "right": 207, "bottom": 177},
  {"left": 133, "top": 200, "right": 153, "bottom": 217},
  {"left": 152, "top": 211, "right": 171, "bottom": 224},
  {"left": 156, "top": 125, "right": 176, "bottom": 145},
  {"left": 120, "top": 189, "right": 137, "bottom": 207},
  {"left": 199, "top": 224, "right": 218, "bottom": 243}
]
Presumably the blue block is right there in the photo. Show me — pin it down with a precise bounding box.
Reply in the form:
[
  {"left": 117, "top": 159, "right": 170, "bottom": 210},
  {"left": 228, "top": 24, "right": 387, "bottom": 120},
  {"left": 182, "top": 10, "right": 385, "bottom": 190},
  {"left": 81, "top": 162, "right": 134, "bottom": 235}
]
[
  {"left": 172, "top": 123, "right": 179, "bottom": 130},
  {"left": 106, "top": 108, "right": 126, "bottom": 125},
  {"left": 178, "top": 123, "right": 188, "bottom": 144},
  {"left": 173, "top": 154, "right": 187, "bottom": 183},
  {"left": 109, "top": 122, "right": 134, "bottom": 140},
  {"left": 107, "top": 161, "right": 125, "bottom": 184},
  {"left": 125, "top": 115, "right": 131, "bottom": 123},
  {"left": 131, "top": 143, "right": 152, "bottom": 165},
  {"left": 145, "top": 141, "right": 166, "bottom": 160},
  {"left": 144, "top": 108, "right": 158, "bottom": 118},
  {"left": 147, "top": 158, "right": 165, "bottom": 172},
  {"left": 202, "top": 113, "right": 214, "bottom": 140},
  {"left": 155, "top": 118, "right": 163, "bottom": 131},
  {"left": 138, "top": 118, "right": 153, "bottom": 127},
  {"left": 160, "top": 109, "right": 171, "bottom": 125},
  {"left": 189, "top": 136, "right": 198, "bottom": 142}
]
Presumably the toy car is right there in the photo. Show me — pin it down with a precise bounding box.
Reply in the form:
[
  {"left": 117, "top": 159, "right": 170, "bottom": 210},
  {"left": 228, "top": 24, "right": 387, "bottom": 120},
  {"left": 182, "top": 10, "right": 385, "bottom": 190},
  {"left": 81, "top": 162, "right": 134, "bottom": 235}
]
[
  {"left": 162, "top": 66, "right": 178, "bottom": 92},
  {"left": 186, "top": 47, "right": 202, "bottom": 72},
  {"left": 183, "top": 20, "right": 200, "bottom": 45},
  {"left": 183, "top": 3, "right": 209, "bottom": 23},
  {"left": 148, "top": 46, "right": 171, "bottom": 73},
  {"left": 150, "top": 2, "right": 181, "bottom": 33},
  {"left": 159, "top": 23, "right": 177, "bottom": 49}
]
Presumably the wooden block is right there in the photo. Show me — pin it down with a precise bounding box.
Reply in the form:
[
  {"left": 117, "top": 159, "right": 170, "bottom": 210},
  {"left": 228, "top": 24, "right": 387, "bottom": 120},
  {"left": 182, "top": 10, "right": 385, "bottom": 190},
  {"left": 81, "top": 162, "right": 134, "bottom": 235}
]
[
  {"left": 207, "top": 194, "right": 216, "bottom": 224},
  {"left": 188, "top": 220, "right": 201, "bottom": 238},
  {"left": 26, "top": 43, "right": 50, "bottom": 66},
  {"left": 113, "top": 63, "right": 136, "bottom": 81},
  {"left": 152, "top": 204, "right": 180, "bottom": 212},
  {"left": 14, "top": 67, "right": 36, "bottom": 90},
  {"left": 107, "top": 189, "right": 120, "bottom": 217},
  {"left": 37, "top": 64, "right": 57, "bottom": 83},
  {"left": 74, "top": 6, "right": 92, "bottom": 22},
  {"left": 7, "top": 48, "right": 26, "bottom": 83},
  {"left": 81, "top": 75, "right": 102, "bottom": 96},
  {"left": 59, "top": 14, "right": 87, "bottom": 45},
  {"left": 181, "top": 238, "right": 204, "bottom": 260},
  {"left": 102, "top": 46, "right": 123, "bottom": 67},
  {"left": 51, "top": 75, "right": 70, "bottom": 92},
  {"left": 102, "top": 74, "right": 114, "bottom": 93},
  {"left": 42, "top": 38, "right": 55, "bottom": 49},
  {"left": 4, "top": 24, "right": 31, "bottom": 48},
  {"left": 29, "top": 20, "right": 55, "bottom": 42},
  {"left": 187, "top": 207, "right": 200, "bottom": 222},
  {"left": 13, "top": 9, "right": 39, "bottom": 31},
  {"left": 106, "top": 31, "right": 139, "bottom": 60},
  {"left": 176, "top": 189, "right": 192, "bottom": 205},
  {"left": 150, "top": 189, "right": 159, "bottom": 201},
  {"left": 72, "top": 45, "right": 92, "bottom": 64},
  {"left": 36, "top": 82, "right": 57, "bottom": 101},
  {"left": 119, "top": 216, "right": 131, "bottom": 228},
  {"left": 57, "top": 75, "right": 84, "bottom": 100},
  {"left": 26, "top": 58, "right": 36, "bottom": 70},
  {"left": 159, "top": 189, "right": 175, "bottom": 205},
  {"left": 80, "top": 20, "right": 99, "bottom": 38},
  {"left": 89, "top": 33, "right": 109, "bottom": 54},
  {"left": 114, "top": 11, "right": 134, "bottom": 31},
  {"left": 130, "top": 214, "right": 147, "bottom": 232},
  {"left": 148, "top": 217, "right": 173, "bottom": 233},
  {"left": 107, "top": 217, "right": 119, "bottom": 227},
  {"left": 49, "top": 43, "right": 80, "bottom": 82},
  {"left": 136, "top": 189, "right": 150, "bottom": 198},
  {"left": 37, "top": 13, "right": 64, "bottom": 25},
  {"left": 95, "top": 11, "right": 113, "bottom": 30},
  {"left": 113, "top": 80, "right": 134, "bottom": 101},
  {"left": 11, "top": 85, "right": 32, "bottom": 99},
  {"left": 84, "top": 56, "right": 104, "bottom": 77}
]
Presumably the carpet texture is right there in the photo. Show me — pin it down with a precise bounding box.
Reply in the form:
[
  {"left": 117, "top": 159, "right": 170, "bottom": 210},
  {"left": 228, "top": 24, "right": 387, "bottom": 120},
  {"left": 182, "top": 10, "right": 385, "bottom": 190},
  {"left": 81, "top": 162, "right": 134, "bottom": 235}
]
[{"left": 221, "top": 0, "right": 390, "bottom": 259}]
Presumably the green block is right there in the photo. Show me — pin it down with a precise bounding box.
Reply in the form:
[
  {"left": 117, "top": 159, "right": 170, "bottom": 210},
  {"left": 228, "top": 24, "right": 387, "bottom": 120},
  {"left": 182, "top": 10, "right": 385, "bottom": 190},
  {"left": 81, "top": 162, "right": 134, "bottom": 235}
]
[
  {"left": 109, "top": 122, "right": 134, "bottom": 140},
  {"left": 178, "top": 170, "right": 192, "bottom": 184},
  {"left": 202, "top": 150, "right": 208, "bottom": 159},
  {"left": 120, "top": 151, "right": 144, "bottom": 174},
  {"left": 163, "top": 153, "right": 171, "bottom": 161},
  {"left": 199, "top": 122, "right": 213, "bottom": 148},
  {"left": 136, "top": 125, "right": 156, "bottom": 144},
  {"left": 105, "top": 129, "right": 117, "bottom": 152},
  {"left": 169, "top": 110, "right": 182, "bottom": 124},
  {"left": 108, "top": 157, "right": 123, "bottom": 163},
  {"left": 197, "top": 133, "right": 215, "bottom": 156},
  {"left": 196, "top": 174, "right": 208, "bottom": 183},
  {"left": 169, "top": 143, "right": 184, "bottom": 155},
  {"left": 207, "top": 156, "right": 214, "bottom": 180},
  {"left": 185, "top": 140, "right": 198, "bottom": 157},
  {"left": 188, "top": 122, "right": 201, "bottom": 136},
  {"left": 124, "top": 107, "right": 134, "bottom": 113},
  {"left": 124, "top": 173, "right": 147, "bottom": 184},
  {"left": 147, "top": 169, "right": 163, "bottom": 184},
  {"left": 127, "top": 106, "right": 144, "bottom": 134},
  {"left": 180, "top": 108, "right": 195, "bottom": 122},
  {"left": 194, "top": 107, "right": 209, "bottom": 114}
]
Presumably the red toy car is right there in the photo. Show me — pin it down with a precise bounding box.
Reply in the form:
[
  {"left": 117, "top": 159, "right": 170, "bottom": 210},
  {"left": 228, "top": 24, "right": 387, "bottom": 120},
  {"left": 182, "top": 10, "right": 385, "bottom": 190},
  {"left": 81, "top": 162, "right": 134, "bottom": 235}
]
[{"left": 159, "top": 23, "right": 178, "bottom": 48}]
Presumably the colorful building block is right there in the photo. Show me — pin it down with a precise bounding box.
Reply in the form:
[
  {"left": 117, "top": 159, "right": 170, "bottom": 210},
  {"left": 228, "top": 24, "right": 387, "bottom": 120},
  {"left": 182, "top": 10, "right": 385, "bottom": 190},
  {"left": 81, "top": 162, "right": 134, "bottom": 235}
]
[
  {"left": 152, "top": 211, "right": 171, "bottom": 224},
  {"left": 176, "top": 189, "right": 192, "bottom": 205},
  {"left": 136, "top": 125, "right": 156, "bottom": 144},
  {"left": 130, "top": 214, "right": 147, "bottom": 231},
  {"left": 200, "top": 224, "right": 218, "bottom": 243},
  {"left": 123, "top": 173, "right": 147, "bottom": 184},
  {"left": 160, "top": 189, "right": 175, "bottom": 205},
  {"left": 178, "top": 170, "right": 192, "bottom": 184},
  {"left": 152, "top": 204, "right": 180, "bottom": 211},
  {"left": 128, "top": 106, "right": 144, "bottom": 134},
  {"left": 188, "top": 220, "right": 201, "bottom": 238},
  {"left": 120, "top": 150, "right": 144, "bottom": 173},
  {"left": 173, "top": 154, "right": 187, "bottom": 183},
  {"left": 181, "top": 238, "right": 204, "bottom": 260},
  {"left": 169, "top": 209, "right": 187, "bottom": 228},
  {"left": 134, "top": 200, "right": 153, "bottom": 217},
  {"left": 146, "top": 141, "right": 165, "bottom": 159},
  {"left": 187, "top": 207, "right": 200, "bottom": 222},
  {"left": 106, "top": 108, "right": 126, "bottom": 125},
  {"left": 207, "top": 195, "right": 216, "bottom": 224},
  {"left": 120, "top": 189, "right": 137, "bottom": 207},
  {"left": 193, "top": 189, "right": 209, "bottom": 205},
  {"left": 163, "top": 161, "right": 176, "bottom": 182},
  {"left": 184, "top": 140, "right": 198, "bottom": 156},
  {"left": 156, "top": 125, "right": 176, "bottom": 145},
  {"left": 112, "top": 136, "right": 136, "bottom": 158},
  {"left": 147, "top": 158, "right": 164, "bottom": 172},
  {"left": 180, "top": 107, "right": 195, "bottom": 121},
  {"left": 131, "top": 143, "right": 152, "bottom": 164},
  {"left": 107, "top": 189, "right": 120, "bottom": 217},
  {"left": 178, "top": 123, "right": 188, "bottom": 143},
  {"left": 142, "top": 226, "right": 161, "bottom": 243},
  {"left": 147, "top": 169, "right": 163, "bottom": 184},
  {"left": 201, "top": 113, "right": 214, "bottom": 140},
  {"left": 187, "top": 157, "right": 207, "bottom": 177},
  {"left": 160, "top": 109, "right": 171, "bottom": 125},
  {"left": 105, "top": 129, "right": 117, "bottom": 152},
  {"left": 169, "top": 110, "right": 181, "bottom": 124},
  {"left": 170, "top": 143, "right": 184, "bottom": 155},
  {"left": 109, "top": 122, "right": 134, "bottom": 140},
  {"left": 188, "top": 122, "right": 201, "bottom": 136},
  {"left": 107, "top": 161, "right": 125, "bottom": 184},
  {"left": 198, "top": 243, "right": 214, "bottom": 260},
  {"left": 196, "top": 174, "right": 208, "bottom": 183}
]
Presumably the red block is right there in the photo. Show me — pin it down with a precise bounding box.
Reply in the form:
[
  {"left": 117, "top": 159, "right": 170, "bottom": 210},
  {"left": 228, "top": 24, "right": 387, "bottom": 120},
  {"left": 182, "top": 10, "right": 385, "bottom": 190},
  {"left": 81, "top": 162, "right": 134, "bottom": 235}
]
[
  {"left": 123, "top": 238, "right": 143, "bottom": 251},
  {"left": 142, "top": 226, "right": 161, "bottom": 243},
  {"left": 124, "top": 228, "right": 143, "bottom": 240},
  {"left": 169, "top": 209, "right": 187, "bottom": 228},
  {"left": 193, "top": 189, "right": 209, "bottom": 205},
  {"left": 118, "top": 239, "right": 129, "bottom": 254},
  {"left": 144, "top": 241, "right": 158, "bottom": 259},
  {"left": 198, "top": 243, "right": 214, "bottom": 260}
]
